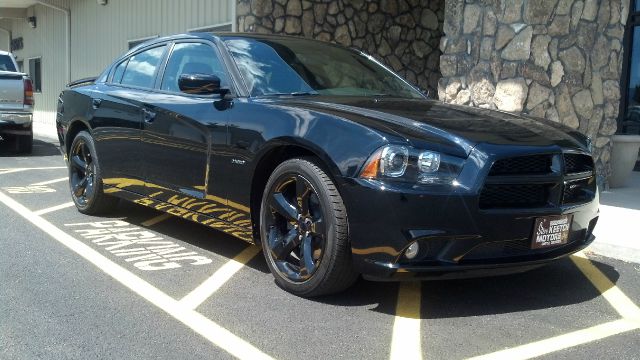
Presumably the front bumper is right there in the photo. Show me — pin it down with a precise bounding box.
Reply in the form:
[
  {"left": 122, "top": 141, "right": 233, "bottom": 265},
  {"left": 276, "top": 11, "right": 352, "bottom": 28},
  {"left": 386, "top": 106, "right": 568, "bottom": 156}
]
[
  {"left": 0, "top": 112, "right": 33, "bottom": 136},
  {"left": 338, "top": 146, "right": 599, "bottom": 280}
]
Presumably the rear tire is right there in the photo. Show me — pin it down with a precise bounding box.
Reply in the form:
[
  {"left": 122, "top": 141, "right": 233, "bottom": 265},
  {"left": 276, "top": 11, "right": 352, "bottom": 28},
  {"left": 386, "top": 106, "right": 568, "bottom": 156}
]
[
  {"left": 260, "top": 158, "right": 358, "bottom": 297},
  {"left": 68, "top": 131, "right": 118, "bottom": 215},
  {"left": 16, "top": 133, "right": 33, "bottom": 154}
]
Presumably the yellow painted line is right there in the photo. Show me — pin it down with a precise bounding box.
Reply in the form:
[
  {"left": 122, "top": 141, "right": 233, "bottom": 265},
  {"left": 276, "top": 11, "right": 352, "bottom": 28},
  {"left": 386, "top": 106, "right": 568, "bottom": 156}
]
[
  {"left": 0, "top": 190, "right": 274, "bottom": 360},
  {"left": 466, "top": 319, "right": 639, "bottom": 360},
  {"left": 470, "top": 253, "right": 640, "bottom": 360},
  {"left": 180, "top": 245, "right": 262, "bottom": 310},
  {"left": 141, "top": 213, "right": 173, "bottom": 227},
  {"left": 571, "top": 252, "right": 640, "bottom": 322},
  {"left": 34, "top": 201, "right": 75, "bottom": 216},
  {"left": 31, "top": 177, "right": 68, "bottom": 186},
  {"left": 390, "top": 282, "right": 422, "bottom": 360}
]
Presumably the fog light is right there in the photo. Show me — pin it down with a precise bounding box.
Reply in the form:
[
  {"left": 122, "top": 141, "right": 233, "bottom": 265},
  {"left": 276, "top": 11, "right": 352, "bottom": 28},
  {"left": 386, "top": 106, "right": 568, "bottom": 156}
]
[{"left": 405, "top": 242, "right": 419, "bottom": 259}]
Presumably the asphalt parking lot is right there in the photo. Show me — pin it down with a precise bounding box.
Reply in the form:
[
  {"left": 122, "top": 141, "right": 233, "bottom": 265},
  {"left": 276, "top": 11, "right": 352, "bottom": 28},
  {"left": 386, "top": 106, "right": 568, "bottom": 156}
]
[{"left": 1, "top": 137, "right": 639, "bottom": 360}]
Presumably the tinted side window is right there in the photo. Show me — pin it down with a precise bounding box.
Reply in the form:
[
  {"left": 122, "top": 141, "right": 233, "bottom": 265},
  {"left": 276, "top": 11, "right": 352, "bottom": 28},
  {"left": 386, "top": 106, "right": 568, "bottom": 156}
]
[
  {"left": 111, "top": 59, "right": 128, "bottom": 83},
  {"left": 121, "top": 46, "right": 165, "bottom": 88},
  {"left": 161, "top": 42, "right": 229, "bottom": 93}
]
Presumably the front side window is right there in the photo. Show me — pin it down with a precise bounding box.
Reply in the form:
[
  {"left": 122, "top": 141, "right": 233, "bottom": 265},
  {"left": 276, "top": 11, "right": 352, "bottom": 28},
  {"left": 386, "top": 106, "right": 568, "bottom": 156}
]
[
  {"left": 161, "top": 42, "right": 229, "bottom": 93},
  {"left": 223, "top": 36, "right": 424, "bottom": 99},
  {"left": 121, "top": 46, "right": 165, "bottom": 88}
]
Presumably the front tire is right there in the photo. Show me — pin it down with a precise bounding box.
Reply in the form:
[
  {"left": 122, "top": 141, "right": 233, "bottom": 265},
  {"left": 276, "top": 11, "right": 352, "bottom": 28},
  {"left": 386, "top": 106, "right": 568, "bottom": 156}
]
[
  {"left": 260, "top": 158, "right": 357, "bottom": 297},
  {"left": 68, "top": 131, "right": 118, "bottom": 214}
]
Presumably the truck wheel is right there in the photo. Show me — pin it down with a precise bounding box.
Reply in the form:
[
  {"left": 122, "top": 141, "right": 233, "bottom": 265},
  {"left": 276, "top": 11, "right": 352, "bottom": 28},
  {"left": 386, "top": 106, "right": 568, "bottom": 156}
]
[
  {"left": 68, "top": 131, "right": 118, "bottom": 214},
  {"left": 260, "top": 158, "right": 358, "bottom": 297}
]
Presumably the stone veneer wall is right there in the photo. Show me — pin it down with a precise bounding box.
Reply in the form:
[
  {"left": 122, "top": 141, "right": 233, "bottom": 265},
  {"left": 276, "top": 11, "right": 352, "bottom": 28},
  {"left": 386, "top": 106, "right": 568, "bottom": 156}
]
[
  {"left": 438, "top": 0, "right": 629, "bottom": 182},
  {"left": 236, "top": 0, "right": 445, "bottom": 94}
]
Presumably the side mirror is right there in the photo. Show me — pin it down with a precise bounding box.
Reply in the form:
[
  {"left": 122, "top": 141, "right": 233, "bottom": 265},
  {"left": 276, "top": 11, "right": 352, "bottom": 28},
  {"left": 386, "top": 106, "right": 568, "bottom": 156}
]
[{"left": 178, "top": 73, "right": 227, "bottom": 96}]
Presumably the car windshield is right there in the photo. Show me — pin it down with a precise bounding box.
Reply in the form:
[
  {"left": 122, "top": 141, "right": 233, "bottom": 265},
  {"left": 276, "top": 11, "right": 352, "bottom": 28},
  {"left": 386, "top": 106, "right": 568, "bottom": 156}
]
[
  {"left": 223, "top": 36, "right": 424, "bottom": 99},
  {"left": 0, "top": 54, "right": 17, "bottom": 72}
]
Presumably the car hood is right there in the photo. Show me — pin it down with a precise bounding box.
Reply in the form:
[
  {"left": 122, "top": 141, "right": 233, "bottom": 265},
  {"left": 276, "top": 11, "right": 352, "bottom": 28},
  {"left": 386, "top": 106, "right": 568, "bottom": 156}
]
[{"left": 272, "top": 96, "right": 588, "bottom": 156}]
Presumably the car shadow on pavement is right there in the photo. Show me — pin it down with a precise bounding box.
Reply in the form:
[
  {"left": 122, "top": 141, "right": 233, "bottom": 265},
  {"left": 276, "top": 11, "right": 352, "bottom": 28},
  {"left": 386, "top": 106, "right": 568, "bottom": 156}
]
[
  {"left": 315, "top": 257, "right": 619, "bottom": 319},
  {"left": 105, "top": 201, "right": 272, "bottom": 274},
  {"left": 417, "top": 258, "right": 618, "bottom": 319},
  {"left": 0, "top": 139, "right": 61, "bottom": 157},
  {"left": 89, "top": 201, "right": 620, "bottom": 318}
]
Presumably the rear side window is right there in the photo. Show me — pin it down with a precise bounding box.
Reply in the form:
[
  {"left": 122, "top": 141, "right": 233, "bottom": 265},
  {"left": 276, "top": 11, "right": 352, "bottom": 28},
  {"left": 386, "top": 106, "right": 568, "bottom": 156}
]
[
  {"left": 160, "top": 42, "right": 229, "bottom": 93},
  {"left": 0, "top": 55, "right": 17, "bottom": 72},
  {"left": 121, "top": 46, "right": 165, "bottom": 88}
]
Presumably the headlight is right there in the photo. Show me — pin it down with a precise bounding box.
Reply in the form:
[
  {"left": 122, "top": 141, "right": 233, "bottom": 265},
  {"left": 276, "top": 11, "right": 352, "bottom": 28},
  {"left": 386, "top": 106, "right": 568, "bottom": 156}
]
[
  {"left": 380, "top": 145, "right": 409, "bottom": 177},
  {"left": 360, "top": 145, "right": 463, "bottom": 185}
]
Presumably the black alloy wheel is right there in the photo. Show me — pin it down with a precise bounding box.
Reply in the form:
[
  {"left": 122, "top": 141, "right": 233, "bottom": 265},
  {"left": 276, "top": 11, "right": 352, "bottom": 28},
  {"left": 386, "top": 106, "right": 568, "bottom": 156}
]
[
  {"left": 260, "top": 158, "right": 357, "bottom": 296},
  {"left": 68, "top": 131, "right": 118, "bottom": 214},
  {"left": 69, "top": 138, "right": 96, "bottom": 206},
  {"left": 264, "top": 174, "right": 326, "bottom": 281}
]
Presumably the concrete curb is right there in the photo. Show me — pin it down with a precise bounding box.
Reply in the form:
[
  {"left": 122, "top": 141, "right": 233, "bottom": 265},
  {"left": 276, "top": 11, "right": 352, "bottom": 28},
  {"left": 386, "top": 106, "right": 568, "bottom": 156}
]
[
  {"left": 33, "top": 124, "right": 59, "bottom": 143},
  {"left": 586, "top": 243, "right": 640, "bottom": 264}
]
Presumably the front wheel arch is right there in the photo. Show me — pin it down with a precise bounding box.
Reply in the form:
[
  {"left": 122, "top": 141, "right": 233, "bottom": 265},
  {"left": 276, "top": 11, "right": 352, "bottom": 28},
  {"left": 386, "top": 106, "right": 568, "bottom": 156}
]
[{"left": 249, "top": 143, "right": 344, "bottom": 243}]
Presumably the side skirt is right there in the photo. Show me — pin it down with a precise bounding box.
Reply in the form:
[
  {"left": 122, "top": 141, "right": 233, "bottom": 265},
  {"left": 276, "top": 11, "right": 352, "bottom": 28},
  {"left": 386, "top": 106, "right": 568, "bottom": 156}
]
[{"left": 103, "top": 185, "right": 256, "bottom": 244}]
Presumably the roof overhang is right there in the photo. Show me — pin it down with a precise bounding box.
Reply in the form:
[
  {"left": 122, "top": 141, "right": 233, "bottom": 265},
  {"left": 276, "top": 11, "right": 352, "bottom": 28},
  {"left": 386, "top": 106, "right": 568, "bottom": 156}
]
[
  {"left": 0, "top": 0, "right": 37, "bottom": 19},
  {"left": 0, "top": 7, "right": 27, "bottom": 18},
  {"left": 0, "top": 0, "right": 38, "bottom": 8}
]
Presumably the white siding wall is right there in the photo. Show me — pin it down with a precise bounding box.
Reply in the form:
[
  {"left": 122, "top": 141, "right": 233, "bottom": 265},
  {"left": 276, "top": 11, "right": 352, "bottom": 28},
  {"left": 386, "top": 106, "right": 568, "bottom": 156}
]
[
  {"left": 8, "top": 1, "right": 70, "bottom": 135},
  {"left": 3, "top": 0, "right": 232, "bottom": 137},
  {"left": 0, "top": 22, "right": 10, "bottom": 52},
  {"left": 71, "top": 0, "right": 232, "bottom": 80}
]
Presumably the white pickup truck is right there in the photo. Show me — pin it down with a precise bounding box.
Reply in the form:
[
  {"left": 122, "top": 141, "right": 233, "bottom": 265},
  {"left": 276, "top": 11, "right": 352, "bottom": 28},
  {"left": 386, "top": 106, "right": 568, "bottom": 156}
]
[{"left": 0, "top": 50, "right": 33, "bottom": 153}]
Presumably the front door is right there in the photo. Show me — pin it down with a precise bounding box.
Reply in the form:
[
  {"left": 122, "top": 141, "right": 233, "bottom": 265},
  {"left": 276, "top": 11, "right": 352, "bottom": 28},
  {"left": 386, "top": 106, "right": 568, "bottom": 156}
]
[{"left": 141, "top": 41, "right": 230, "bottom": 205}]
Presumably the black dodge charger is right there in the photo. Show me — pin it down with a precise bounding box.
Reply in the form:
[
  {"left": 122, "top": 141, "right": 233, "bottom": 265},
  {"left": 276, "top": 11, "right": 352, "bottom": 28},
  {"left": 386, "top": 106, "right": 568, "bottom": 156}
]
[{"left": 56, "top": 33, "right": 599, "bottom": 296}]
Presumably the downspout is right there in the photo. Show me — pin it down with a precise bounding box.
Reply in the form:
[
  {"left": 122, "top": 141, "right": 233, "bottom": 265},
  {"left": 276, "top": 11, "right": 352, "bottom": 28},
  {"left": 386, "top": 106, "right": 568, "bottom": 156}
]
[
  {"left": 36, "top": 1, "right": 70, "bottom": 84},
  {"left": 231, "top": 0, "right": 237, "bottom": 32}
]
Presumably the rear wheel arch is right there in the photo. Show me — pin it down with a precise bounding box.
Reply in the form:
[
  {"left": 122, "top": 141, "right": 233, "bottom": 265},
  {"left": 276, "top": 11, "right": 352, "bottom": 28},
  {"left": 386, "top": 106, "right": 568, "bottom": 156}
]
[
  {"left": 249, "top": 142, "right": 344, "bottom": 243},
  {"left": 65, "top": 120, "right": 91, "bottom": 155}
]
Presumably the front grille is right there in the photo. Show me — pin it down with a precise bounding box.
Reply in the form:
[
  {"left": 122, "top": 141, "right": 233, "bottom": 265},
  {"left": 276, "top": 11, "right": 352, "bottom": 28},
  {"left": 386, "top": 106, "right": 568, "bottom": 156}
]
[
  {"left": 488, "top": 155, "right": 552, "bottom": 176},
  {"left": 462, "top": 237, "right": 577, "bottom": 261},
  {"left": 479, "top": 184, "right": 549, "bottom": 209},
  {"left": 462, "top": 239, "right": 537, "bottom": 260},
  {"left": 563, "top": 177, "right": 597, "bottom": 205},
  {"left": 564, "top": 154, "right": 594, "bottom": 174},
  {"left": 480, "top": 152, "right": 595, "bottom": 210}
]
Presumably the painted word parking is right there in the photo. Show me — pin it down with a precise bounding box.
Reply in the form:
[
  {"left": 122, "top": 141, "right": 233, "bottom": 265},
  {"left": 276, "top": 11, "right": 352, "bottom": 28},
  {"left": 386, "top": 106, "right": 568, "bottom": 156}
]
[
  {"left": 0, "top": 141, "right": 639, "bottom": 360},
  {"left": 65, "top": 220, "right": 212, "bottom": 271}
]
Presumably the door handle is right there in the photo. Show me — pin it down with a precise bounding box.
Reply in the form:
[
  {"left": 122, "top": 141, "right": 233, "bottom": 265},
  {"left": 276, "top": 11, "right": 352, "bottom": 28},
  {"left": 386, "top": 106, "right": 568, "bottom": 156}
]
[
  {"left": 143, "top": 108, "right": 156, "bottom": 123},
  {"left": 91, "top": 98, "right": 102, "bottom": 109}
]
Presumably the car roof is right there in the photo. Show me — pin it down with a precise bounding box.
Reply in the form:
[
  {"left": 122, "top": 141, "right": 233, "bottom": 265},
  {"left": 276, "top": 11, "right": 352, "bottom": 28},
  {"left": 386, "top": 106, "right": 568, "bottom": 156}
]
[{"left": 126, "top": 32, "right": 347, "bottom": 56}]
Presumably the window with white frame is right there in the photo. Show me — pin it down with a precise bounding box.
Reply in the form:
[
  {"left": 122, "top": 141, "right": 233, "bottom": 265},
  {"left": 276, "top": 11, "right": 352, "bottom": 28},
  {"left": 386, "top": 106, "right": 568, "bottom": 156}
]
[{"left": 28, "top": 57, "right": 41, "bottom": 93}]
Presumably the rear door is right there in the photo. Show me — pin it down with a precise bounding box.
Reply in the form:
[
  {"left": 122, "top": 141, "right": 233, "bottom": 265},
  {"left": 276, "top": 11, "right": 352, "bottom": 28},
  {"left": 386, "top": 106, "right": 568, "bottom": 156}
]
[
  {"left": 140, "top": 41, "right": 230, "bottom": 203},
  {"left": 92, "top": 45, "right": 167, "bottom": 191}
]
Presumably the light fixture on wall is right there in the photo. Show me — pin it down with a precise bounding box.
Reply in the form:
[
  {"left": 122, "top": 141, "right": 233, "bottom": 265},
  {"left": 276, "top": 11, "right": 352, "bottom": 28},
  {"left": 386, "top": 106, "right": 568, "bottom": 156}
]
[
  {"left": 97, "top": 0, "right": 108, "bottom": 5},
  {"left": 27, "top": 16, "right": 37, "bottom": 28}
]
